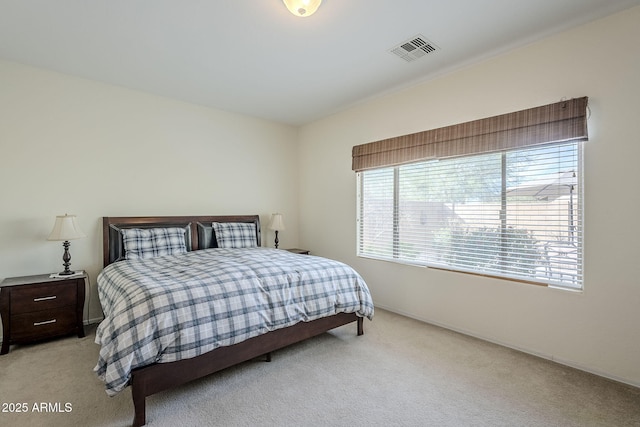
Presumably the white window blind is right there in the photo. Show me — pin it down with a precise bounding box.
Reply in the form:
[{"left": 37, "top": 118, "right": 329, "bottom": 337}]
[{"left": 357, "top": 141, "right": 583, "bottom": 289}]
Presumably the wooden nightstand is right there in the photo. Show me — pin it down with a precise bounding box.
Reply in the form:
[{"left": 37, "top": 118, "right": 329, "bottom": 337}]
[
  {"left": 0, "top": 273, "right": 86, "bottom": 355},
  {"left": 285, "top": 248, "right": 310, "bottom": 255}
]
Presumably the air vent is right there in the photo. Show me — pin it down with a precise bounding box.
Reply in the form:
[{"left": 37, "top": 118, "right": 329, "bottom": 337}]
[{"left": 389, "top": 35, "right": 439, "bottom": 62}]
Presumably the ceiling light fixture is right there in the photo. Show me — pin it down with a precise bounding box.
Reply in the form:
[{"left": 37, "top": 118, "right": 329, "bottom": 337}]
[{"left": 282, "top": 0, "right": 322, "bottom": 17}]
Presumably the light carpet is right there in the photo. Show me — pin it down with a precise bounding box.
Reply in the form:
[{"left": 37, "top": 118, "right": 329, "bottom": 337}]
[{"left": 1, "top": 309, "right": 639, "bottom": 426}]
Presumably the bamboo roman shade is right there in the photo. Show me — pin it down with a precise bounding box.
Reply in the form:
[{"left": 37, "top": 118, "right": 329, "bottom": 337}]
[{"left": 352, "top": 97, "right": 588, "bottom": 171}]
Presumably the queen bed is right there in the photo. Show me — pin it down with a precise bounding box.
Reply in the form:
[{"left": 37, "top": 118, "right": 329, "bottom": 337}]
[{"left": 94, "top": 215, "right": 374, "bottom": 426}]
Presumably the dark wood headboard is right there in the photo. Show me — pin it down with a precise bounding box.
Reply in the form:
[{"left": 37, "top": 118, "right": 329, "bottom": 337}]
[{"left": 102, "top": 215, "right": 261, "bottom": 267}]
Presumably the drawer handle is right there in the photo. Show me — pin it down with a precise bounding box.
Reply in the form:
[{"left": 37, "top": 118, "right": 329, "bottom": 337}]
[
  {"left": 33, "top": 319, "right": 57, "bottom": 326},
  {"left": 33, "top": 296, "right": 57, "bottom": 302}
]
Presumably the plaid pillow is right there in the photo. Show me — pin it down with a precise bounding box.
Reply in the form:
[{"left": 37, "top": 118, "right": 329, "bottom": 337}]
[
  {"left": 212, "top": 222, "right": 257, "bottom": 248},
  {"left": 122, "top": 227, "right": 187, "bottom": 260}
]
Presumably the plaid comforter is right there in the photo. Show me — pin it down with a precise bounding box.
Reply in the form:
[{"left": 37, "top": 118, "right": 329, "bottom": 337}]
[{"left": 94, "top": 248, "right": 374, "bottom": 396}]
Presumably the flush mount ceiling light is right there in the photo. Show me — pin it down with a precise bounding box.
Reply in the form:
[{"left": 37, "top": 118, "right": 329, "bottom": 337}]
[{"left": 282, "top": 0, "right": 322, "bottom": 17}]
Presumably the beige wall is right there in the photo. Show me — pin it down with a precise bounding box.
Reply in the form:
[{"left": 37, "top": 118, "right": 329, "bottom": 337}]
[
  {"left": 2, "top": 5, "right": 639, "bottom": 389},
  {"left": 298, "top": 7, "right": 640, "bottom": 386},
  {"left": 0, "top": 61, "right": 299, "bottom": 326}
]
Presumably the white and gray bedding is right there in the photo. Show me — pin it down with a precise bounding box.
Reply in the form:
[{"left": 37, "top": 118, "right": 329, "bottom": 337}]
[{"left": 94, "top": 247, "right": 374, "bottom": 396}]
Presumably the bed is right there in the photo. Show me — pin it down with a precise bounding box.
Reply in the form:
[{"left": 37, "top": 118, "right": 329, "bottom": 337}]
[{"left": 95, "top": 215, "right": 374, "bottom": 426}]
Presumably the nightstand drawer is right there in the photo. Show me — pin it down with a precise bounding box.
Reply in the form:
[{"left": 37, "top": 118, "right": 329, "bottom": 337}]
[
  {"left": 10, "top": 281, "right": 77, "bottom": 314},
  {"left": 11, "top": 309, "right": 77, "bottom": 341}
]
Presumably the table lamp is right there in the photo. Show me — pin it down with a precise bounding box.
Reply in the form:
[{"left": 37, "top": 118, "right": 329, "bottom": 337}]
[
  {"left": 47, "top": 214, "right": 86, "bottom": 275},
  {"left": 269, "top": 213, "right": 285, "bottom": 249}
]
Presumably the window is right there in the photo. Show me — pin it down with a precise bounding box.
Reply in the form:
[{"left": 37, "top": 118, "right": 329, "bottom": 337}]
[
  {"left": 353, "top": 98, "right": 588, "bottom": 290},
  {"left": 357, "top": 141, "right": 583, "bottom": 289}
]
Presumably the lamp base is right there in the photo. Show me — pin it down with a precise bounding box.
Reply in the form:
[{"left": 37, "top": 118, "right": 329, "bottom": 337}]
[
  {"left": 58, "top": 270, "right": 76, "bottom": 276},
  {"left": 59, "top": 240, "right": 74, "bottom": 276}
]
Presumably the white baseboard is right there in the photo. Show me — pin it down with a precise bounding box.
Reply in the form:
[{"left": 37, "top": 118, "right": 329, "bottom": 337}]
[
  {"left": 375, "top": 303, "right": 640, "bottom": 390},
  {"left": 84, "top": 316, "right": 103, "bottom": 326}
]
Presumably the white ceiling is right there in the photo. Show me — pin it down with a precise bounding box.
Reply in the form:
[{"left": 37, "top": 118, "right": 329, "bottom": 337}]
[{"left": 1, "top": 0, "right": 639, "bottom": 126}]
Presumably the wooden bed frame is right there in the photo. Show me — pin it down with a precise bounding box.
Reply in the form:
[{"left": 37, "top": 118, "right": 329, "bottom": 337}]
[{"left": 101, "top": 215, "right": 364, "bottom": 427}]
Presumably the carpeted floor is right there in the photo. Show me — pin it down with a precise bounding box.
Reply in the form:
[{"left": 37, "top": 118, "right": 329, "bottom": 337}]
[{"left": 1, "top": 309, "right": 639, "bottom": 426}]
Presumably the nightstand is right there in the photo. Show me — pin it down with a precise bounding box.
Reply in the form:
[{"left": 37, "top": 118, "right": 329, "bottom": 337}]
[
  {"left": 0, "top": 273, "right": 86, "bottom": 355},
  {"left": 285, "top": 248, "right": 310, "bottom": 255}
]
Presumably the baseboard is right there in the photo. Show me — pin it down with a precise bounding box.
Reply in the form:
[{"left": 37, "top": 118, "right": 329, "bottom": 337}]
[
  {"left": 84, "top": 316, "right": 103, "bottom": 326},
  {"left": 375, "top": 303, "right": 640, "bottom": 390}
]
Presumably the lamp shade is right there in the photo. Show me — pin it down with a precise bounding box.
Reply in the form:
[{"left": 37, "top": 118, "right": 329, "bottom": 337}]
[
  {"left": 47, "top": 214, "right": 86, "bottom": 241},
  {"left": 282, "top": 0, "right": 322, "bottom": 17},
  {"left": 269, "top": 213, "right": 286, "bottom": 231}
]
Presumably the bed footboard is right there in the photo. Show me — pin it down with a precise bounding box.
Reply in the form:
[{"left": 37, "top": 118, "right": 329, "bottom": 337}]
[{"left": 131, "top": 313, "right": 364, "bottom": 427}]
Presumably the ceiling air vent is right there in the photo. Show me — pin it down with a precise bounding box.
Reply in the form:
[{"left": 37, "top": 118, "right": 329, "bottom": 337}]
[{"left": 389, "top": 35, "right": 438, "bottom": 62}]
